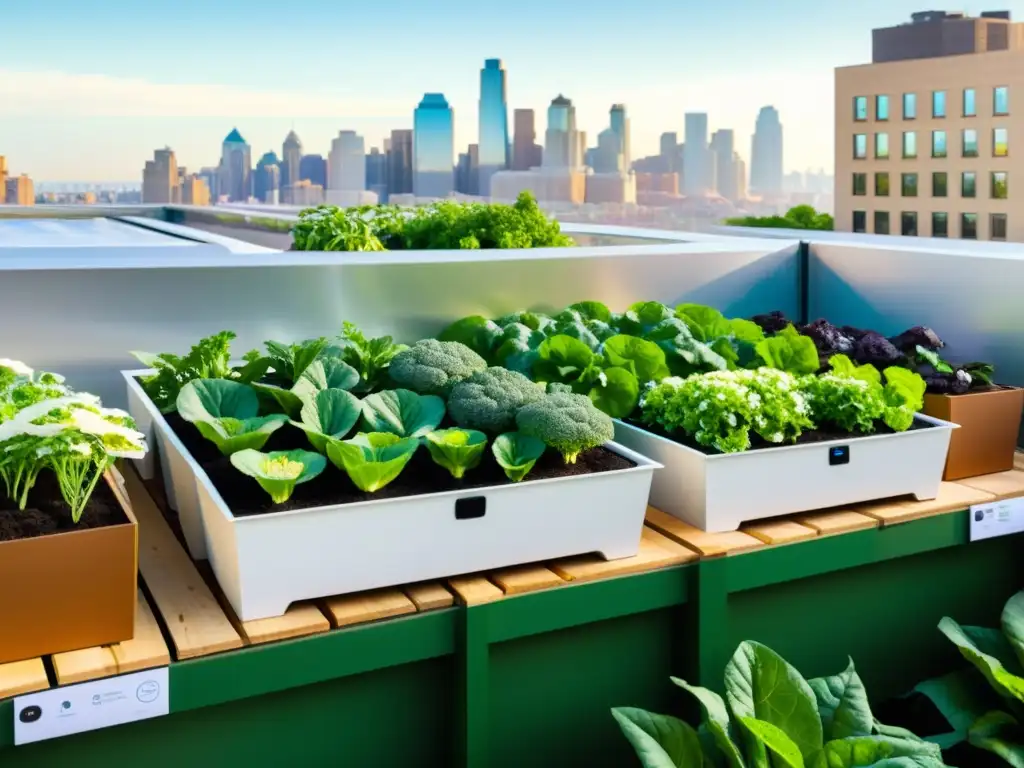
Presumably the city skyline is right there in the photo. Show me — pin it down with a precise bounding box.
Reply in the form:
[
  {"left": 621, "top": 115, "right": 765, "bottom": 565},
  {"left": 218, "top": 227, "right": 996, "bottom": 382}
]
[{"left": 2, "top": 0, "right": 1000, "bottom": 182}]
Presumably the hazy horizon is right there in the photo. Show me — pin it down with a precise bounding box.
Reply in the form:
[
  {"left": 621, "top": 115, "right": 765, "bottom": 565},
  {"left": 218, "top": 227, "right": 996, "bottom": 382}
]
[{"left": 4, "top": 0, "right": 1022, "bottom": 183}]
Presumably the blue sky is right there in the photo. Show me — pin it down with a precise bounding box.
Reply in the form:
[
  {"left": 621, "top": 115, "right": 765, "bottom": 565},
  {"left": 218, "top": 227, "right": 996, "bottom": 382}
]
[{"left": 2, "top": 0, "right": 1020, "bottom": 182}]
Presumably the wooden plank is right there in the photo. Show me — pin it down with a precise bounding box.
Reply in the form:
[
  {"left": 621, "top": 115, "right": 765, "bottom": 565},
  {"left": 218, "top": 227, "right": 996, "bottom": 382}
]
[
  {"left": 854, "top": 482, "right": 996, "bottom": 526},
  {"left": 447, "top": 576, "right": 505, "bottom": 606},
  {"left": 111, "top": 590, "right": 172, "bottom": 674},
  {"left": 238, "top": 604, "right": 331, "bottom": 646},
  {"left": 792, "top": 510, "right": 879, "bottom": 536},
  {"left": 123, "top": 466, "right": 244, "bottom": 659},
  {"left": 0, "top": 658, "right": 49, "bottom": 700},
  {"left": 645, "top": 507, "right": 763, "bottom": 557},
  {"left": 956, "top": 470, "right": 1024, "bottom": 501},
  {"left": 403, "top": 582, "right": 455, "bottom": 611},
  {"left": 1014, "top": 451, "right": 1024, "bottom": 472},
  {"left": 741, "top": 519, "right": 818, "bottom": 546},
  {"left": 490, "top": 565, "right": 566, "bottom": 595},
  {"left": 551, "top": 526, "right": 697, "bottom": 584},
  {"left": 52, "top": 646, "right": 118, "bottom": 686},
  {"left": 322, "top": 589, "right": 417, "bottom": 628}
]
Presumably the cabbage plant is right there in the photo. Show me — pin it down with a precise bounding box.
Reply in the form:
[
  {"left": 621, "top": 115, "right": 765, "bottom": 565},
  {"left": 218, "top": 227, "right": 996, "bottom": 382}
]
[
  {"left": 326, "top": 432, "right": 420, "bottom": 493},
  {"left": 176, "top": 379, "right": 287, "bottom": 456},
  {"left": 230, "top": 449, "right": 326, "bottom": 504},
  {"left": 491, "top": 432, "right": 546, "bottom": 482},
  {"left": 424, "top": 429, "right": 487, "bottom": 479}
]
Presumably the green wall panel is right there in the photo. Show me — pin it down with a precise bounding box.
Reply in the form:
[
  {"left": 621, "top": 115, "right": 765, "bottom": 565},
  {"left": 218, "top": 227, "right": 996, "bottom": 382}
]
[
  {"left": 487, "top": 607, "right": 686, "bottom": 768},
  {"left": 726, "top": 536, "right": 1023, "bottom": 701}
]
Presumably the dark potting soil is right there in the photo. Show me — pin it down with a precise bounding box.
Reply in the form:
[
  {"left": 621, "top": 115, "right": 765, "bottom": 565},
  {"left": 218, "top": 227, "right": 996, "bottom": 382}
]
[
  {"left": 0, "top": 472, "right": 128, "bottom": 542},
  {"left": 163, "top": 410, "right": 636, "bottom": 518},
  {"left": 628, "top": 416, "right": 933, "bottom": 456}
]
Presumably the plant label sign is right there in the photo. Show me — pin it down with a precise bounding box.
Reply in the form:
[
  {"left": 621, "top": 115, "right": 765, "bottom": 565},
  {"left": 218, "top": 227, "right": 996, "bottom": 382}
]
[
  {"left": 969, "top": 498, "right": 1024, "bottom": 542},
  {"left": 13, "top": 667, "right": 169, "bottom": 745}
]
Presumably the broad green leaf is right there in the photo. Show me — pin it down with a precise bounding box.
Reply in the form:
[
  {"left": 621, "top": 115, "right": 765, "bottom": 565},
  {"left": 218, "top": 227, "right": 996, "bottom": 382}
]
[
  {"left": 724, "top": 641, "right": 823, "bottom": 763},
  {"left": 567, "top": 301, "right": 612, "bottom": 323},
  {"left": 549, "top": 319, "right": 601, "bottom": 351},
  {"left": 250, "top": 381, "right": 305, "bottom": 419},
  {"left": 611, "top": 707, "right": 704, "bottom": 768},
  {"left": 588, "top": 366, "right": 640, "bottom": 418},
  {"left": 968, "top": 710, "right": 1024, "bottom": 768},
  {"left": 360, "top": 389, "right": 445, "bottom": 438},
  {"left": 870, "top": 720, "right": 926, "bottom": 744},
  {"left": 882, "top": 367, "right": 926, "bottom": 413},
  {"left": 425, "top": 429, "right": 488, "bottom": 479},
  {"left": 438, "top": 316, "right": 503, "bottom": 362},
  {"left": 291, "top": 358, "right": 360, "bottom": 403},
  {"left": 755, "top": 326, "right": 820, "bottom": 375},
  {"left": 264, "top": 337, "right": 331, "bottom": 383},
  {"left": 738, "top": 717, "right": 804, "bottom": 768},
  {"left": 602, "top": 335, "right": 671, "bottom": 384},
  {"left": 230, "top": 448, "right": 326, "bottom": 504},
  {"left": 914, "top": 667, "right": 997, "bottom": 747},
  {"left": 828, "top": 354, "right": 881, "bottom": 385},
  {"left": 291, "top": 389, "right": 361, "bottom": 453},
  {"left": 671, "top": 678, "right": 746, "bottom": 768},
  {"left": 1003, "top": 590, "right": 1024, "bottom": 669},
  {"left": 326, "top": 432, "right": 419, "bottom": 493},
  {"left": 193, "top": 415, "right": 287, "bottom": 456},
  {"left": 532, "top": 335, "right": 597, "bottom": 388},
  {"left": 177, "top": 378, "right": 259, "bottom": 423},
  {"left": 676, "top": 304, "right": 733, "bottom": 342},
  {"left": 729, "top": 319, "right": 765, "bottom": 345},
  {"left": 808, "top": 659, "right": 874, "bottom": 740},
  {"left": 492, "top": 432, "right": 546, "bottom": 482},
  {"left": 938, "top": 616, "right": 1024, "bottom": 703}
]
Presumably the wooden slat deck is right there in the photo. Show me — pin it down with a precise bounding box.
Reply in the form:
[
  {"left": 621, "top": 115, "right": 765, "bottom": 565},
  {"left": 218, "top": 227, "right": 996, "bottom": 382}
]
[{"left": 4, "top": 457, "right": 1024, "bottom": 700}]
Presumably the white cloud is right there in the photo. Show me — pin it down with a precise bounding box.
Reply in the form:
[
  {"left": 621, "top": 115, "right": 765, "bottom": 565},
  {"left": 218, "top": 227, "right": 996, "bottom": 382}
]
[{"left": 0, "top": 69, "right": 410, "bottom": 118}]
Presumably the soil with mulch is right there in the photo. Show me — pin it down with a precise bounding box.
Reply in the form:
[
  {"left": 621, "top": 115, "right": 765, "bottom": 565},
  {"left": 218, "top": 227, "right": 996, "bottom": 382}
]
[
  {"left": 0, "top": 473, "right": 127, "bottom": 542},
  {"left": 628, "top": 417, "right": 933, "bottom": 456},
  {"left": 164, "top": 411, "right": 636, "bottom": 518}
]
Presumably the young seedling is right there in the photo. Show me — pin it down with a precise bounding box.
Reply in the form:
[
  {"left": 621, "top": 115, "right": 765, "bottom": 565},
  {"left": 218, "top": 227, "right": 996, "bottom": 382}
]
[
  {"left": 491, "top": 432, "right": 546, "bottom": 482},
  {"left": 326, "top": 432, "right": 420, "bottom": 493},
  {"left": 230, "top": 449, "right": 326, "bottom": 504},
  {"left": 425, "top": 428, "right": 488, "bottom": 479}
]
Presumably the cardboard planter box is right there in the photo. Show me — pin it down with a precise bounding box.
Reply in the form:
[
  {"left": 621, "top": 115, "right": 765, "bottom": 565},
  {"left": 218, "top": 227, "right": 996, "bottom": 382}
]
[
  {"left": 923, "top": 386, "right": 1024, "bottom": 481},
  {"left": 0, "top": 469, "right": 138, "bottom": 665}
]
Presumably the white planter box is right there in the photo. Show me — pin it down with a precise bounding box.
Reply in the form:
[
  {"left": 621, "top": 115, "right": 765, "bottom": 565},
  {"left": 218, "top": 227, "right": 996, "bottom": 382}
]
[{"left": 613, "top": 415, "right": 957, "bottom": 533}]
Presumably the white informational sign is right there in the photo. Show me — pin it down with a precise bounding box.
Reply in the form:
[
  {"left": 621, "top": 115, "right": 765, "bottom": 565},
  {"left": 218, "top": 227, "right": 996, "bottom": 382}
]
[
  {"left": 969, "top": 497, "right": 1024, "bottom": 542},
  {"left": 13, "top": 667, "right": 169, "bottom": 745}
]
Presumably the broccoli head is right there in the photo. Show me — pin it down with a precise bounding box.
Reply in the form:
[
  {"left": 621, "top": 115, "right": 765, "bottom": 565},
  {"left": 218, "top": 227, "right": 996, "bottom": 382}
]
[
  {"left": 448, "top": 367, "right": 545, "bottom": 433},
  {"left": 515, "top": 392, "right": 614, "bottom": 464},
  {"left": 389, "top": 339, "right": 487, "bottom": 396}
]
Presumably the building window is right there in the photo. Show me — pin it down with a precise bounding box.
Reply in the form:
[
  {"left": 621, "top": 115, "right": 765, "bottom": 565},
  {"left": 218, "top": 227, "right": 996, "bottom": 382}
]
[
  {"left": 963, "top": 88, "right": 976, "bottom": 117},
  {"left": 992, "top": 171, "right": 1008, "bottom": 199},
  {"left": 962, "top": 171, "right": 977, "bottom": 198},
  {"left": 932, "top": 171, "right": 948, "bottom": 197},
  {"left": 854, "top": 96, "right": 868, "bottom": 121},
  {"left": 875, "top": 172, "right": 890, "bottom": 196},
  {"left": 902, "top": 131, "right": 917, "bottom": 158},
  {"left": 931, "top": 130, "right": 947, "bottom": 158},
  {"left": 854, "top": 134, "right": 867, "bottom": 159},
  {"left": 876, "top": 95, "right": 890, "bottom": 121},
  {"left": 962, "top": 129, "right": 979, "bottom": 158},
  {"left": 874, "top": 211, "right": 890, "bottom": 235},
  {"left": 932, "top": 90, "right": 947, "bottom": 118},
  {"left": 994, "top": 127, "right": 1009, "bottom": 157},
  {"left": 874, "top": 133, "right": 889, "bottom": 159},
  {"left": 901, "top": 173, "right": 918, "bottom": 197},
  {"left": 852, "top": 173, "right": 867, "bottom": 196},
  {"left": 994, "top": 86, "right": 1009, "bottom": 116},
  {"left": 990, "top": 213, "right": 1008, "bottom": 241},
  {"left": 903, "top": 92, "right": 917, "bottom": 120},
  {"left": 961, "top": 213, "right": 978, "bottom": 240},
  {"left": 853, "top": 210, "right": 867, "bottom": 233},
  {"left": 932, "top": 212, "right": 948, "bottom": 238},
  {"left": 901, "top": 212, "right": 918, "bottom": 236}
]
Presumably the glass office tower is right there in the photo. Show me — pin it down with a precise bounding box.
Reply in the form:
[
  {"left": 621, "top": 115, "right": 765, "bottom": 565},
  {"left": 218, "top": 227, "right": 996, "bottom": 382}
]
[
  {"left": 413, "top": 93, "right": 455, "bottom": 198},
  {"left": 477, "top": 59, "right": 510, "bottom": 197}
]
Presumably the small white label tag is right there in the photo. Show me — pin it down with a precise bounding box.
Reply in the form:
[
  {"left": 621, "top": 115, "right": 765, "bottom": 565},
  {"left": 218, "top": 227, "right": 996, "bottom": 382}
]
[
  {"left": 969, "top": 497, "right": 1024, "bottom": 542},
  {"left": 13, "top": 667, "right": 168, "bottom": 745}
]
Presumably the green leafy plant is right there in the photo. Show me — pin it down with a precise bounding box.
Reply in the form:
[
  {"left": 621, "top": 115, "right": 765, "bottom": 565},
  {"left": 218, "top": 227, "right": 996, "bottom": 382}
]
[
  {"left": 756, "top": 324, "right": 821, "bottom": 375},
  {"left": 612, "top": 640, "right": 943, "bottom": 768},
  {"left": 725, "top": 204, "right": 835, "bottom": 231},
  {"left": 675, "top": 303, "right": 766, "bottom": 369},
  {"left": 447, "top": 367, "right": 545, "bottom": 434},
  {"left": 360, "top": 389, "right": 445, "bottom": 438},
  {"left": 132, "top": 330, "right": 265, "bottom": 414},
  {"left": 176, "top": 379, "right": 287, "bottom": 456},
  {"left": 643, "top": 318, "right": 730, "bottom": 378},
  {"left": 250, "top": 337, "right": 344, "bottom": 417},
  {"left": 491, "top": 432, "right": 546, "bottom": 482},
  {"left": 338, "top": 322, "right": 408, "bottom": 394},
  {"left": 290, "top": 388, "right": 361, "bottom": 453},
  {"left": 325, "top": 432, "right": 420, "bottom": 493},
  {"left": 389, "top": 339, "right": 487, "bottom": 396},
  {"left": 515, "top": 392, "right": 614, "bottom": 464},
  {"left": 290, "top": 358, "right": 360, "bottom": 403},
  {"left": 437, "top": 316, "right": 505, "bottom": 363},
  {"left": 641, "top": 369, "right": 814, "bottom": 454},
  {"left": 424, "top": 428, "right": 488, "bottom": 479},
  {"left": 915, "top": 589, "right": 1024, "bottom": 766},
  {"left": 0, "top": 360, "right": 148, "bottom": 521},
  {"left": 230, "top": 449, "right": 326, "bottom": 504}
]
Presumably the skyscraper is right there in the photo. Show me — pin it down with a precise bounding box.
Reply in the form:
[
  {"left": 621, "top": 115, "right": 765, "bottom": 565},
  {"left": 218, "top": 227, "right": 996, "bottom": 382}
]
[
  {"left": 299, "top": 155, "right": 328, "bottom": 189},
  {"left": 387, "top": 129, "right": 414, "bottom": 196},
  {"left": 282, "top": 130, "right": 302, "bottom": 190},
  {"left": 0, "top": 156, "right": 7, "bottom": 197},
  {"left": 512, "top": 109, "right": 542, "bottom": 170},
  {"left": 543, "top": 95, "right": 580, "bottom": 169},
  {"left": 609, "top": 104, "right": 631, "bottom": 170},
  {"left": 413, "top": 93, "right": 455, "bottom": 198},
  {"left": 219, "top": 128, "right": 252, "bottom": 203},
  {"left": 683, "top": 113, "right": 711, "bottom": 195},
  {"left": 327, "top": 131, "right": 367, "bottom": 205},
  {"left": 4, "top": 175, "right": 34, "bottom": 206},
  {"left": 365, "top": 148, "right": 388, "bottom": 201},
  {"left": 254, "top": 151, "right": 281, "bottom": 204},
  {"left": 142, "top": 147, "right": 178, "bottom": 203},
  {"left": 709, "top": 129, "right": 736, "bottom": 199},
  {"left": 477, "top": 59, "right": 510, "bottom": 197},
  {"left": 750, "top": 106, "right": 783, "bottom": 196},
  {"left": 659, "top": 132, "right": 679, "bottom": 173}
]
